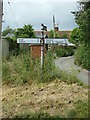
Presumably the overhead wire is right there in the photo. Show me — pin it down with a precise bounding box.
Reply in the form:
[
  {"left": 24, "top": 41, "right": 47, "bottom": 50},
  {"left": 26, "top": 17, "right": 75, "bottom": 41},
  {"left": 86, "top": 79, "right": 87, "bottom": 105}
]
[{"left": 7, "top": 0, "right": 18, "bottom": 28}]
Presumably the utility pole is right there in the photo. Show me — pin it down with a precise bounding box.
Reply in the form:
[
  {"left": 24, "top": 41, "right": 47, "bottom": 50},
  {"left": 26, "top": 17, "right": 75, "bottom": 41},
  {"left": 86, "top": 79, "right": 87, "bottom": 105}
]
[
  {"left": 0, "top": 0, "right": 3, "bottom": 41},
  {"left": 0, "top": 1, "right": 3, "bottom": 119},
  {"left": 53, "top": 15, "right": 55, "bottom": 38}
]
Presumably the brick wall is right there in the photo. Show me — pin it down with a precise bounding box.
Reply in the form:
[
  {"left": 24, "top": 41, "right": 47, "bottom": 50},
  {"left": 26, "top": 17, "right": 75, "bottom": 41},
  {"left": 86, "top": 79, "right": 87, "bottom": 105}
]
[{"left": 34, "top": 30, "right": 72, "bottom": 38}]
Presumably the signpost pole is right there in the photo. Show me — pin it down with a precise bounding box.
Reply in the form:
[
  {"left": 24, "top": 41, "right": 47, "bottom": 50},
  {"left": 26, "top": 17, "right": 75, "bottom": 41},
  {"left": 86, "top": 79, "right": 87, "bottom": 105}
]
[
  {"left": 41, "top": 24, "right": 47, "bottom": 81},
  {"left": 41, "top": 30, "right": 44, "bottom": 81}
]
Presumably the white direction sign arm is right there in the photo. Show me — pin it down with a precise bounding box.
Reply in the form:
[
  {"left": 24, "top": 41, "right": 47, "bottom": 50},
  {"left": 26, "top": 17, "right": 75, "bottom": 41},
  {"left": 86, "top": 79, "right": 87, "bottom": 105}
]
[
  {"left": 45, "top": 38, "right": 67, "bottom": 45},
  {"left": 17, "top": 38, "right": 40, "bottom": 44},
  {"left": 45, "top": 38, "right": 75, "bottom": 46}
]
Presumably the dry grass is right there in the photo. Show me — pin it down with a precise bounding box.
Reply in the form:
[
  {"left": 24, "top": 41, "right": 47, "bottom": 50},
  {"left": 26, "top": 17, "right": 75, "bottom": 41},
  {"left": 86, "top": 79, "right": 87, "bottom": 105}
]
[{"left": 2, "top": 79, "right": 88, "bottom": 118}]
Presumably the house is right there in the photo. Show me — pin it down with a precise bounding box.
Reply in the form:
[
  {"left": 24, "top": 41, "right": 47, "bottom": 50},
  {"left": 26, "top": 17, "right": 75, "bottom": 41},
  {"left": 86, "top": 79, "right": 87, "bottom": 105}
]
[
  {"left": 5, "top": 33, "right": 14, "bottom": 39},
  {"left": 34, "top": 27, "right": 71, "bottom": 39}
]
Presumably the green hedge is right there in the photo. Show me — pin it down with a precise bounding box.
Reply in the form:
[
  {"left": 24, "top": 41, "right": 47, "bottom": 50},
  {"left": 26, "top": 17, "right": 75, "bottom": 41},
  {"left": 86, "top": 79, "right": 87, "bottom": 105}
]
[
  {"left": 74, "top": 44, "right": 90, "bottom": 70},
  {"left": 55, "top": 47, "right": 74, "bottom": 57}
]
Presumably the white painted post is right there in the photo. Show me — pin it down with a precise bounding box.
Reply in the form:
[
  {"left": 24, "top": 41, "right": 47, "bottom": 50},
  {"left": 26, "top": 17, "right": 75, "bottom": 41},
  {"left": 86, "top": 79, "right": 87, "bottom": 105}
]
[
  {"left": 41, "top": 45, "right": 43, "bottom": 80},
  {"left": 41, "top": 29, "right": 44, "bottom": 81},
  {"left": 41, "top": 24, "right": 47, "bottom": 81}
]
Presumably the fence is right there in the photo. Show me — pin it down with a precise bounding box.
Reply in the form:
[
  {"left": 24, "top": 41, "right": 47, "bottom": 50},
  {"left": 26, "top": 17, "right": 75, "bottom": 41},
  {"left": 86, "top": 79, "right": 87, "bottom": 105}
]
[{"left": 2, "top": 38, "right": 9, "bottom": 58}]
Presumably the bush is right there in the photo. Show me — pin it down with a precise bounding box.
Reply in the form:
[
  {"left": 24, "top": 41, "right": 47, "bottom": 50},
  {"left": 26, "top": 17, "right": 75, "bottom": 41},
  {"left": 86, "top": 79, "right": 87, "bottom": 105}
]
[
  {"left": 55, "top": 47, "right": 74, "bottom": 57},
  {"left": 69, "top": 28, "right": 81, "bottom": 48},
  {"left": 74, "top": 44, "right": 90, "bottom": 70}
]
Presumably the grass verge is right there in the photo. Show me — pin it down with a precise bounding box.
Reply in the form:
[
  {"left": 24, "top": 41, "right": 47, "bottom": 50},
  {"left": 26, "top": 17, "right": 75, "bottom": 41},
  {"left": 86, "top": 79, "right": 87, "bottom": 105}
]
[{"left": 2, "top": 51, "right": 84, "bottom": 86}]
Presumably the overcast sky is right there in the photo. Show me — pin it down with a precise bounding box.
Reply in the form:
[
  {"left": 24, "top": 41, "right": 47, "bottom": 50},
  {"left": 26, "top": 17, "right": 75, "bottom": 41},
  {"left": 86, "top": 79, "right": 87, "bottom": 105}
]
[{"left": 2, "top": 0, "right": 79, "bottom": 31}]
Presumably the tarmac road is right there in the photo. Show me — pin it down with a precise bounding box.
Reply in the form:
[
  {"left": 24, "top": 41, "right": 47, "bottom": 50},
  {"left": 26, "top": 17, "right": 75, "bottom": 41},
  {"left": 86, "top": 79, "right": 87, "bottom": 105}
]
[{"left": 55, "top": 56, "right": 89, "bottom": 85}]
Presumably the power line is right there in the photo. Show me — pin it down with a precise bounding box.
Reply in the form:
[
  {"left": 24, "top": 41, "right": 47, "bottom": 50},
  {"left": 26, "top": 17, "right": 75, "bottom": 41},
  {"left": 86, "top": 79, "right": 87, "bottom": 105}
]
[{"left": 8, "top": 0, "right": 18, "bottom": 28}]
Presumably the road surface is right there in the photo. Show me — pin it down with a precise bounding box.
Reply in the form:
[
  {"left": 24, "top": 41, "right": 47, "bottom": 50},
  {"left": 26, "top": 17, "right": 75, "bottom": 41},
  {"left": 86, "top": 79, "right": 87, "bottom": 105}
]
[{"left": 55, "top": 56, "right": 89, "bottom": 85}]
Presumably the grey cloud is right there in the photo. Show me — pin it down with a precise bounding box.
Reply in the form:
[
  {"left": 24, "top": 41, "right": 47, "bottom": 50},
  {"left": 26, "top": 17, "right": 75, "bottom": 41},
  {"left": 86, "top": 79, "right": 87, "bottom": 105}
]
[{"left": 2, "top": 2, "right": 78, "bottom": 31}]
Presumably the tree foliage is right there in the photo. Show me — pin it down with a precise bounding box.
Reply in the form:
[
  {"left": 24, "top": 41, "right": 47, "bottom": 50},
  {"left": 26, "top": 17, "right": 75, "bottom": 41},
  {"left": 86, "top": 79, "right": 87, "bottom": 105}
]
[
  {"left": 74, "top": 1, "right": 90, "bottom": 44},
  {"left": 55, "top": 31, "right": 59, "bottom": 38},
  {"left": 69, "top": 28, "right": 81, "bottom": 47},
  {"left": 2, "top": 26, "right": 15, "bottom": 36},
  {"left": 15, "top": 24, "right": 36, "bottom": 38},
  {"left": 49, "top": 29, "right": 59, "bottom": 38},
  {"left": 2, "top": 24, "right": 36, "bottom": 55},
  {"left": 62, "top": 34, "right": 68, "bottom": 38},
  {"left": 73, "top": 1, "right": 90, "bottom": 70},
  {"left": 49, "top": 29, "right": 54, "bottom": 38}
]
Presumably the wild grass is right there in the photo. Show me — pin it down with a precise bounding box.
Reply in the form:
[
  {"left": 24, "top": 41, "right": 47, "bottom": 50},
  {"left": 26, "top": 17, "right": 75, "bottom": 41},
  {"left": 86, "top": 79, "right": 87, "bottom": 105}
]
[
  {"left": 5, "top": 100, "right": 88, "bottom": 119},
  {"left": 2, "top": 50, "right": 84, "bottom": 86},
  {"left": 14, "top": 111, "right": 63, "bottom": 119},
  {"left": 67, "top": 100, "right": 88, "bottom": 118}
]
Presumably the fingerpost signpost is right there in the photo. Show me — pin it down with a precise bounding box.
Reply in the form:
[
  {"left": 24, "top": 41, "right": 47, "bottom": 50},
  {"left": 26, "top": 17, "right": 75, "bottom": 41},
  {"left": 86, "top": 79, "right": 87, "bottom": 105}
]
[{"left": 17, "top": 24, "right": 75, "bottom": 81}]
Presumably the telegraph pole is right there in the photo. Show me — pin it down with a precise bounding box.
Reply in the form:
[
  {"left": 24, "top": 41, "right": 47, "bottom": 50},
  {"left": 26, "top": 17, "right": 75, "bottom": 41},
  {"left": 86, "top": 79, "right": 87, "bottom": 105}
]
[
  {"left": 0, "top": 0, "right": 3, "bottom": 41},
  {"left": 0, "top": 1, "right": 3, "bottom": 119},
  {"left": 53, "top": 15, "right": 55, "bottom": 38}
]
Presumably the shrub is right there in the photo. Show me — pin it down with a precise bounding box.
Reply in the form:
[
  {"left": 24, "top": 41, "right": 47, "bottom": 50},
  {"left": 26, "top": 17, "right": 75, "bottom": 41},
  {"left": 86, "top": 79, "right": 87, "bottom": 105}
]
[
  {"left": 74, "top": 44, "right": 90, "bottom": 70},
  {"left": 55, "top": 47, "right": 74, "bottom": 57},
  {"left": 69, "top": 28, "right": 81, "bottom": 48}
]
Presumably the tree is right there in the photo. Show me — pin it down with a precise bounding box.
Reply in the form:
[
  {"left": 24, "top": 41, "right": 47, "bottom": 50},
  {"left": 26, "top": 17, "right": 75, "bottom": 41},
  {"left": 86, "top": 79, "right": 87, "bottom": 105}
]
[
  {"left": 74, "top": 1, "right": 90, "bottom": 44},
  {"left": 15, "top": 24, "right": 36, "bottom": 38},
  {"left": 55, "top": 31, "right": 59, "bottom": 38},
  {"left": 69, "top": 28, "right": 81, "bottom": 47},
  {"left": 14, "top": 24, "right": 36, "bottom": 55},
  {"left": 2, "top": 26, "right": 14, "bottom": 36},
  {"left": 49, "top": 30, "right": 54, "bottom": 38},
  {"left": 3, "top": 24, "right": 36, "bottom": 55},
  {"left": 49, "top": 30, "right": 59, "bottom": 38},
  {"left": 62, "top": 34, "right": 68, "bottom": 38},
  {"left": 73, "top": 1, "right": 90, "bottom": 69}
]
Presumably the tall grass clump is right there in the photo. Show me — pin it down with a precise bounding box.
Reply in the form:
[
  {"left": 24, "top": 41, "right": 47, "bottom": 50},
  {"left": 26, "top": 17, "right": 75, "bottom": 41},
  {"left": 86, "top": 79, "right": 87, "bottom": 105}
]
[
  {"left": 2, "top": 52, "right": 31, "bottom": 85},
  {"left": 42, "top": 51, "right": 60, "bottom": 82}
]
